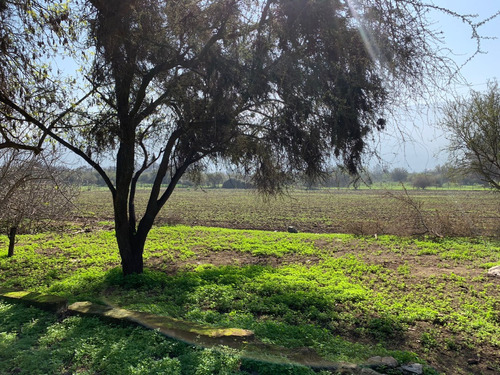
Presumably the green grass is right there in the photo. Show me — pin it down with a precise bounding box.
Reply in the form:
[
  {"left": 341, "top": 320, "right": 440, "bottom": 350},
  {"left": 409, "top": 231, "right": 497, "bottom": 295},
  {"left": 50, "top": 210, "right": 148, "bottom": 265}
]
[
  {"left": 1, "top": 225, "right": 500, "bottom": 374},
  {"left": 1, "top": 301, "right": 291, "bottom": 375}
]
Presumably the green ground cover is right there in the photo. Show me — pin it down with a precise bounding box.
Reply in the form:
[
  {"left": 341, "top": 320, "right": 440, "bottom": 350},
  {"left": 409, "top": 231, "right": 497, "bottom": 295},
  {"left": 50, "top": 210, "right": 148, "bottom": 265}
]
[
  {"left": 0, "top": 301, "right": 265, "bottom": 375},
  {"left": 1, "top": 223, "right": 499, "bottom": 374}
]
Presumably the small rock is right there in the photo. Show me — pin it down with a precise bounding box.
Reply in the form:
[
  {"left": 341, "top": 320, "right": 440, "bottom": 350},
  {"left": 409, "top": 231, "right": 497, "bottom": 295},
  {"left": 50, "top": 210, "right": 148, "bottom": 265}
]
[
  {"left": 401, "top": 363, "right": 423, "bottom": 375},
  {"left": 287, "top": 226, "right": 298, "bottom": 233},
  {"left": 467, "top": 358, "right": 480, "bottom": 365},
  {"left": 360, "top": 368, "right": 384, "bottom": 375},
  {"left": 487, "top": 265, "right": 500, "bottom": 277},
  {"left": 366, "top": 356, "right": 398, "bottom": 369},
  {"left": 335, "top": 363, "right": 359, "bottom": 375},
  {"left": 338, "top": 362, "right": 358, "bottom": 370}
]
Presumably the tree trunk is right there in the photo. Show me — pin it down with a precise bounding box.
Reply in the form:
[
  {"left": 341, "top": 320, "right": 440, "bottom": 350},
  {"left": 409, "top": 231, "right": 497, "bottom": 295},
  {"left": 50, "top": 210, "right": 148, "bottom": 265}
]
[
  {"left": 7, "top": 226, "right": 17, "bottom": 257},
  {"left": 116, "top": 230, "right": 146, "bottom": 275},
  {"left": 120, "top": 244, "right": 144, "bottom": 275}
]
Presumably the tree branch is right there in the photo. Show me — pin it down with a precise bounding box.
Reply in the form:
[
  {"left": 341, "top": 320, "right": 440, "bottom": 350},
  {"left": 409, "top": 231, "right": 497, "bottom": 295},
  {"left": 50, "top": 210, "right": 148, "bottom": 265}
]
[{"left": 0, "top": 93, "right": 117, "bottom": 196}]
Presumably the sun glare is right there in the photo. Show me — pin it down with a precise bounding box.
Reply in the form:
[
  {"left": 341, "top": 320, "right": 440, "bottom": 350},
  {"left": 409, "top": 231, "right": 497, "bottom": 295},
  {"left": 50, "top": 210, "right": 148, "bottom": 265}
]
[{"left": 345, "top": 0, "right": 381, "bottom": 65}]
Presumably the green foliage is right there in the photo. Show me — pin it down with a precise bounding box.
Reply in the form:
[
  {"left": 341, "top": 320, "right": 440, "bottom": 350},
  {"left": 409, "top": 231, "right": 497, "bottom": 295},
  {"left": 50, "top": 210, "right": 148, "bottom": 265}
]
[
  {"left": 240, "top": 359, "right": 316, "bottom": 375},
  {"left": 0, "top": 301, "right": 260, "bottom": 374},
  {"left": 1, "top": 223, "right": 500, "bottom": 373},
  {"left": 182, "top": 347, "right": 241, "bottom": 375},
  {"left": 420, "top": 329, "right": 440, "bottom": 351}
]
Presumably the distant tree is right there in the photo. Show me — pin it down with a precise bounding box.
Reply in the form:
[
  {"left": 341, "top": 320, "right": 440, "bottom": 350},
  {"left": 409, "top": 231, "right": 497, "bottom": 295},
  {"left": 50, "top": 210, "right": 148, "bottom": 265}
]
[
  {"left": 441, "top": 80, "right": 500, "bottom": 190},
  {"left": 411, "top": 174, "right": 434, "bottom": 190},
  {"left": 178, "top": 179, "right": 194, "bottom": 188},
  {"left": 323, "top": 167, "right": 353, "bottom": 188},
  {"left": 390, "top": 168, "right": 409, "bottom": 183},
  {"left": 222, "top": 178, "right": 253, "bottom": 189},
  {"left": 69, "top": 167, "right": 99, "bottom": 186},
  {"left": 369, "top": 165, "right": 390, "bottom": 184},
  {"left": 456, "top": 172, "right": 486, "bottom": 186},
  {"left": 0, "top": 149, "right": 78, "bottom": 257},
  {"left": 206, "top": 173, "right": 225, "bottom": 189},
  {"left": 1, "top": 0, "right": 497, "bottom": 274},
  {"left": 429, "top": 165, "right": 451, "bottom": 187}
]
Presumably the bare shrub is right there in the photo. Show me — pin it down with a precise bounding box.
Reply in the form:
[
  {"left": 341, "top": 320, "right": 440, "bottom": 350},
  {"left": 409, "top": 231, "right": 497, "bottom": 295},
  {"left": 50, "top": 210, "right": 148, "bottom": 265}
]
[
  {"left": 385, "top": 184, "right": 477, "bottom": 237},
  {"left": 346, "top": 220, "right": 385, "bottom": 236},
  {"left": 0, "top": 149, "right": 79, "bottom": 256},
  {"left": 162, "top": 213, "right": 184, "bottom": 227},
  {"left": 411, "top": 174, "right": 435, "bottom": 190}
]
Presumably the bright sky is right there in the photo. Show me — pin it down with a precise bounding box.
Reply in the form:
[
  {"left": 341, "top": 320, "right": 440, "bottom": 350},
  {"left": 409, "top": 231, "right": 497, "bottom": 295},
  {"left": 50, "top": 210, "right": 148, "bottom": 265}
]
[
  {"left": 374, "top": 1, "right": 500, "bottom": 172},
  {"left": 438, "top": 1, "right": 500, "bottom": 89}
]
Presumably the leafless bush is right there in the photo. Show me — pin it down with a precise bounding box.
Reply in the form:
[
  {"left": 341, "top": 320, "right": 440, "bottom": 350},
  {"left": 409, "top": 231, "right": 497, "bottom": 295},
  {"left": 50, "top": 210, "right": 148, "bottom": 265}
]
[
  {"left": 385, "top": 184, "right": 476, "bottom": 238},
  {"left": 346, "top": 220, "right": 385, "bottom": 236},
  {"left": 0, "top": 149, "right": 79, "bottom": 256}
]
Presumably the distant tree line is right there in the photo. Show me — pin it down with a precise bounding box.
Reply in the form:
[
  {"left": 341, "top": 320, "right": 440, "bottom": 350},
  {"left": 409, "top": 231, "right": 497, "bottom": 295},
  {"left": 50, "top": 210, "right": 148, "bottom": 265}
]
[
  {"left": 64, "top": 167, "right": 231, "bottom": 188},
  {"left": 61, "top": 164, "right": 487, "bottom": 190},
  {"left": 368, "top": 165, "right": 487, "bottom": 189}
]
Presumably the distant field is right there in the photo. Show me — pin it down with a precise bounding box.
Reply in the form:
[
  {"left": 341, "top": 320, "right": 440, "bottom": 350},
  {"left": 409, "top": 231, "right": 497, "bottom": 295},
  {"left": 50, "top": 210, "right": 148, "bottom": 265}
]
[{"left": 76, "top": 188, "right": 499, "bottom": 237}]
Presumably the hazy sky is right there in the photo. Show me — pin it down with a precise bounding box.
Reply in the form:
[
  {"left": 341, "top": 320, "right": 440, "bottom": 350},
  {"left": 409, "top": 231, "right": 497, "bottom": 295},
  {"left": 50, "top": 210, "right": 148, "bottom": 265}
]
[{"left": 373, "top": 1, "right": 500, "bottom": 172}]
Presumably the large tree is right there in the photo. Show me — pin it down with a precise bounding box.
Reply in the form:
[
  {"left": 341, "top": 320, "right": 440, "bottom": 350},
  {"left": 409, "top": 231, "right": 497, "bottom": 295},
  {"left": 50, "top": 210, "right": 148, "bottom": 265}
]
[
  {"left": 441, "top": 80, "right": 500, "bottom": 190},
  {"left": 0, "top": 0, "right": 497, "bottom": 274}
]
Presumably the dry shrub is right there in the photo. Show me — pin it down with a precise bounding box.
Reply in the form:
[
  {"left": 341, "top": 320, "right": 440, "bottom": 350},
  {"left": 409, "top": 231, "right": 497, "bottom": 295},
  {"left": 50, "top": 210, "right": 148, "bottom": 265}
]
[
  {"left": 346, "top": 220, "right": 385, "bottom": 236},
  {"left": 385, "top": 184, "right": 477, "bottom": 238},
  {"left": 431, "top": 211, "right": 477, "bottom": 237}
]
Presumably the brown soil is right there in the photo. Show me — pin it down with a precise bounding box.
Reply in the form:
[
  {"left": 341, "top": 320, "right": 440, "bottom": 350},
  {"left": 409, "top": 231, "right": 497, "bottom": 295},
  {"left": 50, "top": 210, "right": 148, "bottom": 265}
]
[{"left": 146, "top": 249, "right": 321, "bottom": 275}]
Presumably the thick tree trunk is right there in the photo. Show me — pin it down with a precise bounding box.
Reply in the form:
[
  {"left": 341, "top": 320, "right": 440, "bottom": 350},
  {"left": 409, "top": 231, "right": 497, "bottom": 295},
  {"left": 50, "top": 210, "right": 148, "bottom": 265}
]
[
  {"left": 113, "top": 139, "right": 141, "bottom": 275},
  {"left": 120, "top": 243, "right": 144, "bottom": 275},
  {"left": 116, "top": 227, "right": 146, "bottom": 275},
  {"left": 7, "top": 226, "right": 17, "bottom": 257},
  {"left": 114, "top": 226, "right": 146, "bottom": 273}
]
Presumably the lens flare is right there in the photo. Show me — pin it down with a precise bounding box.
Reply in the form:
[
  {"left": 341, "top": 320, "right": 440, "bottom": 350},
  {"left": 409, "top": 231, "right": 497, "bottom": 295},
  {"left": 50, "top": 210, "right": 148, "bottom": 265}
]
[{"left": 346, "top": 0, "right": 381, "bottom": 65}]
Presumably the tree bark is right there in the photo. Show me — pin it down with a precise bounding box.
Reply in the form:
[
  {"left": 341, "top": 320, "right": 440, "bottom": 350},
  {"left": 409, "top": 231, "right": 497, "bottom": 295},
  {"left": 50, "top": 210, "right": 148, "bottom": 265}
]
[
  {"left": 120, "top": 243, "right": 145, "bottom": 275},
  {"left": 116, "top": 227, "right": 146, "bottom": 275},
  {"left": 7, "top": 226, "right": 17, "bottom": 257}
]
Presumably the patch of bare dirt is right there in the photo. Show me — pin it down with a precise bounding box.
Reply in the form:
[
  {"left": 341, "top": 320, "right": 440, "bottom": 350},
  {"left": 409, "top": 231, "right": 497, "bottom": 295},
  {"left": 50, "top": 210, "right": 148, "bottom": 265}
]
[
  {"left": 361, "top": 252, "right": 484, "bottom": 278},
  {"left": 146, "top": 250, "right": 321, "bottom": 275},
  {"left": 390, "top": 321, "right": 500, "bottom": 375}
]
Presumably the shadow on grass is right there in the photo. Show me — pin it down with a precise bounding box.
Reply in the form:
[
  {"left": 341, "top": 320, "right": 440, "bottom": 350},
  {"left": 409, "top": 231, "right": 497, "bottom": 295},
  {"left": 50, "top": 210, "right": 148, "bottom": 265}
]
[
  {"left": 0, "top": 300, "right": 328, "bottom": 375},
  {"left": 48, "top": 264, "right": 406, "bottom": 342},
  {"left": 42, "top": 264, "right": 424, "bottom": 370}
]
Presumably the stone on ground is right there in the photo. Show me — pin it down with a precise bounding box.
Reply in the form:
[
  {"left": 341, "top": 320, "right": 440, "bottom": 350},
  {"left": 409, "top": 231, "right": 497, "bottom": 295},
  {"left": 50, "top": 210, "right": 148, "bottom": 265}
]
[{"left": 487, "top": 265, "right": 500, "bottom": 277}]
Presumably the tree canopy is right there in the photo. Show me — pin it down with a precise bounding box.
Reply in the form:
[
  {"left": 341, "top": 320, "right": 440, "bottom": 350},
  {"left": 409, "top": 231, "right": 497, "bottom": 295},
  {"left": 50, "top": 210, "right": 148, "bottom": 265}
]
[{"left": 1, "top": 0, "right": 497, "bottom": 274}]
